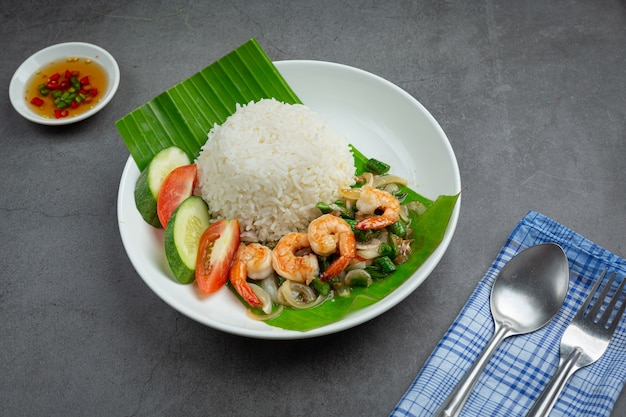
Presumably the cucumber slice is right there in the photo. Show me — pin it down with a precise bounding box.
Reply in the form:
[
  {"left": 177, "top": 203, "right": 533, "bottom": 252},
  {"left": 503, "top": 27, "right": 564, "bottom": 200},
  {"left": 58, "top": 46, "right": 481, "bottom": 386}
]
[
  {"left": 164, "top": 196, "right": 211, "bottom": 284},
  {"left": 134, "top": 146, "right": 190, "bottom": 227}
]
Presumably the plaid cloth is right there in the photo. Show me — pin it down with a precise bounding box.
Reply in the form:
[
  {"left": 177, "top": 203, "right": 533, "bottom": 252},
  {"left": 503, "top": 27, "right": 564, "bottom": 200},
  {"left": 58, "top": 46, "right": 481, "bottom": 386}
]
[{"left": 391, "top": 211, "right": 626, "bottom": 417}]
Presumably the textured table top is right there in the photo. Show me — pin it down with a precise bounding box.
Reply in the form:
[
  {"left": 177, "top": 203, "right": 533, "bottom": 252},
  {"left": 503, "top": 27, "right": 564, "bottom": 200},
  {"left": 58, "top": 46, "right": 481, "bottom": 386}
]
[{"left": 2, "top": 1, "right": 624, "bottom": 416}]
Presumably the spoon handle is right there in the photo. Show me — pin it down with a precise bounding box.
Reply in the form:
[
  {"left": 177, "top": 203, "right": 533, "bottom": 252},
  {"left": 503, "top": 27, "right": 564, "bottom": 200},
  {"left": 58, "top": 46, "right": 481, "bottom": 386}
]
[
  {"left": 525, "top": 348, "right": 582, "bottom": 417},
  {"left": 433, "top": 323, "right": 512, "bottom": 417}
]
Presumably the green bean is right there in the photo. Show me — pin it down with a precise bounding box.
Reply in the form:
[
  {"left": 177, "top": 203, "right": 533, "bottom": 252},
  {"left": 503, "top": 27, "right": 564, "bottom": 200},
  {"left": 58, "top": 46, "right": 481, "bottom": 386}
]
[
  {"left": 311, "top": 278, "right": 330, "bottom": 296},
  {"left": 316, "top": 202, "right": 332, "bottom": 214},
  {"left": 365, "top": 158, "right": 390, "bottom": 175},
  {"left": 375, "top": 256, "right": 396, "bottom": 273},
  {"left": 365, "top": 265, "right": 391, "bottom": 280},
  {"left": 378, "top": 242, "right": 398, "bottom": 259},
  {"left": 389, "top": 219, "right": 407, "bottom": 238}
]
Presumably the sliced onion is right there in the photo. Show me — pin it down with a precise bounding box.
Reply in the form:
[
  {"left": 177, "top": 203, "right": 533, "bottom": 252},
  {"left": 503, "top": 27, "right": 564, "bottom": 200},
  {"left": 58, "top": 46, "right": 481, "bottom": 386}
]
[
  {"left": 249, "top": 283, "right": 272, "bottom": 314},
  {"left": 362, "top": 172, "right": 374, "bottom": 186},
  {"left": 247, "top": 304, "right": 284, "bottom": 321},
  {"left": 405, "top": 200, "right": 427, "bottom": 216},
  {"left": 357, "top": 248, "right": 380, "bottom": 260},
  {"left": 400, "top": 205, "right": 410, "bottom": 223},
  {"left": 383, "top": 183, "right": 400, "bottom": 195},
  {"left": 260, "top": 275, "right": 280, "bottom": 304},
  {"left": 346, "top": 260, "right": 368, "bottom": 271},
  {"left": 339, "top": 187, "right": 361, "bottom": 200},
  {"left": 335, "top": 284, "right": 351, "bottom": 298},
  {"left": 344, "top": 269, "right": 373, "bottom": 287},
  {"left": 356, "top": 238, "right": 382, "bottom": 259},
  {"left": 373, "top": 174, "right": 408, "bottom": 188},
  {"left": 279, "top": 281, "right": 326, "bottom": 309},
  {"left": 356, "top": 237, "right": 381, "bottom": 251}
]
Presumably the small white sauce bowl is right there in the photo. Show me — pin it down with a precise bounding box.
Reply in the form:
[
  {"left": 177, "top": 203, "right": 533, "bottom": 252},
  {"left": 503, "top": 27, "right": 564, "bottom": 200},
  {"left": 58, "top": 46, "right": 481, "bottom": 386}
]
[{"left": 9, "top": 42, "right": 120, "bottom": 125}]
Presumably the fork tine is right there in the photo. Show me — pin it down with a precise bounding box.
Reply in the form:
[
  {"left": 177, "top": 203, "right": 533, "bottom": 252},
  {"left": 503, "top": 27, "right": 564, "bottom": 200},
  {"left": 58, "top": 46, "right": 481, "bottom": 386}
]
[
  {"left": 578, "top": 269, "right": 607, "bottom": 318},
  {"left": 600, "top": 273, "right": 621, "bottom": 321},
  {"left": 607, "top": 275, "right": 626, "bottom": 332},
  {"left": 587, "top": 270, "right": 614, "bottom": 319}
]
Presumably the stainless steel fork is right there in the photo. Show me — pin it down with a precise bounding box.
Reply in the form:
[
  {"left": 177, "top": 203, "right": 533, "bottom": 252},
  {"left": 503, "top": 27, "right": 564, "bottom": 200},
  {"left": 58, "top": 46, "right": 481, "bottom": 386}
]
[{"left": 526, "top": 270, "right": 626, "bottom": 417}]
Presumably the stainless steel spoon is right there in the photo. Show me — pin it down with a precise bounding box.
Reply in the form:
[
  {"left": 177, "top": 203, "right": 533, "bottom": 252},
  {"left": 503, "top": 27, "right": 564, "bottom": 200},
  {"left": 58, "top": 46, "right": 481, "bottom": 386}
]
[{"left": 433, "top": 243, "right": 570, "bottom": 417}]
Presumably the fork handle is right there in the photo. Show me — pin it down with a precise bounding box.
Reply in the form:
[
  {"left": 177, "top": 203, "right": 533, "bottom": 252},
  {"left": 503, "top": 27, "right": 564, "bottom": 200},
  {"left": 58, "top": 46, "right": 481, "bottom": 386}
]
[{"left": 525, "top": 348, "right": 582, "bottom": 417}]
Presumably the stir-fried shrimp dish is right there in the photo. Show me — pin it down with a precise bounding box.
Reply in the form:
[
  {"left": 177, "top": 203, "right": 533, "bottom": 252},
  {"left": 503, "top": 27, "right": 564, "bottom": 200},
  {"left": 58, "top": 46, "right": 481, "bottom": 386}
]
[{"left": 226, "top": 162, "right": 425, "bottom": 320}]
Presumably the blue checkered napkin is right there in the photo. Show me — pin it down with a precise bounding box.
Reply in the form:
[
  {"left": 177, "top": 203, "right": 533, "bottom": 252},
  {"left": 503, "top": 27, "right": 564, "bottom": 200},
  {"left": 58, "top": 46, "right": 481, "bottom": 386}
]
[{"left": 390, "top": 211, "right": 626, "bottom": 417}]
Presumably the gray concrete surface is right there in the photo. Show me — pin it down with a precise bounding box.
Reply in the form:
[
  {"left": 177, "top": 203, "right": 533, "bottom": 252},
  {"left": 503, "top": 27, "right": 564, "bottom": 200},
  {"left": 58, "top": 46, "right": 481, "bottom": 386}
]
[{"left": 2, "top": 1, "right": 625, "bottom": 416}]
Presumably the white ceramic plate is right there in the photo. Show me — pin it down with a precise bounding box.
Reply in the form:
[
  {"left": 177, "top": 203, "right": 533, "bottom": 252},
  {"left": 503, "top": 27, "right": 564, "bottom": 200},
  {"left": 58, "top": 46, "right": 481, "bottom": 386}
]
[
  {"left": 9, "top": 42, "right": 120, "bottom": 125},
  {"left": 117, "top": 60, "right": 461, "bottom": 339}
]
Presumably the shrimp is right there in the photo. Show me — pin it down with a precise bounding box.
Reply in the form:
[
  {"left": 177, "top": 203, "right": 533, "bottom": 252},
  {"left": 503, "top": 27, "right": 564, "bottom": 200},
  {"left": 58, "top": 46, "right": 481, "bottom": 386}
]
[
  {"left": 229, "top": 243, "right": 273, "bottom": 307},
  {"left": 308, "top": 214, "right": 356, "bottom": 281},
  {"left": 241, "top": 243, "right": 274, "bottom": 280},
  {"left": 271, "top": 232, "right": 320, "bottom": 284},
  {"left": 355, "top": 185, "right": 401, "bottom": 230}
]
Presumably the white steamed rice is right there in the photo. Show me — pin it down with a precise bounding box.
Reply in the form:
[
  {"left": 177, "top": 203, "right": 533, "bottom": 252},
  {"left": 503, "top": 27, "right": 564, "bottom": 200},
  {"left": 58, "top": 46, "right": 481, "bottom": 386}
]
[{"left": 195, "top": 98, "right": 356, "bottom": 243}]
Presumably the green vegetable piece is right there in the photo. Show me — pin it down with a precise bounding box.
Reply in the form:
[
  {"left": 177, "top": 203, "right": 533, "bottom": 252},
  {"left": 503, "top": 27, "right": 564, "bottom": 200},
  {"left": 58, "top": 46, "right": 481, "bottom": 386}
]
[
  {"left": 316, "top": 202, "right": 332, "bottom": 214},
  {"left": 38, "top": 84, "right": 50, "bottom": 96},
  {"left": 378, "top": 242, "right": 398, "bottom": 259},
  {"left": 389, "top": 219, "right": 407, "bottom": 238},
  {"left": 364, "top": 265, "right": 391, "bottom": 280},
  {"left": 365, "top": 158, "right": 390, "bottom": 175},
  {"left": 134, "top": 146, "right": 192, "bottom": 227},
  {"left": 344, "top": 270, "right": 373, "bottom": 287},
  {"left": 311, "top": 278, "right": 330, "bottom": 296},
  {"left": 338, "top": 206, "right": 355, "bottom": 220},
  {"left": 375, "top": 256, "right": 396, "bottom": 273},
  {"left": 344, "top": 218, "right": 374, "bottom": 241},
  {"left": 164, "top": 196, "right": 211, "bottom": 284},
  {"left": 116, "top": 38, "right": 301, "bottom": 171}
]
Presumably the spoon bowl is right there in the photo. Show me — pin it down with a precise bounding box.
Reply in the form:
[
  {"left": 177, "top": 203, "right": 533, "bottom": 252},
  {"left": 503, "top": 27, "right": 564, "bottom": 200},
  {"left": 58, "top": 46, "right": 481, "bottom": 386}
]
[
  {"left": 492, "top": 244, "right": 570, "bottom": 333},
  {"left": 434, "top": 243, "right": 569, "bottom": 417}
]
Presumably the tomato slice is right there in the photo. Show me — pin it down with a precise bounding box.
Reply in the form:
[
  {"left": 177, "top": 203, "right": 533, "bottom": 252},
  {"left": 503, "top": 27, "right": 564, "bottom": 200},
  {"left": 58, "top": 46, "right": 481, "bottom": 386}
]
[
  {"left": 195, "top": 219, "right": 240, "bottom": 294},
  {"left": 157, "top": 164, "right": 197, "bottom": 228}
]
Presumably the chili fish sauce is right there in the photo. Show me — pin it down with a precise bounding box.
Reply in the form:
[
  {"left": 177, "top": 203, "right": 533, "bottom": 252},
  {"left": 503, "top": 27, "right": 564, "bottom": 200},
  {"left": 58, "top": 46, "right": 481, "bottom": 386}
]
[{"left": 25, "top": 57, "right": 107, "bottom": 119}]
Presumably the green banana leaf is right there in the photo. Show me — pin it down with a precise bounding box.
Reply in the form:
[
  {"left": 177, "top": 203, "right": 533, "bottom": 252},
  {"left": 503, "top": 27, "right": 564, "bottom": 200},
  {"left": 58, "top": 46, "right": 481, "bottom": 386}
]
[
  {"left": 116, "top": 38, "right": 301, "bottom": 171},
  {"left": 116, "top": 38, "right": 459, "bottom": 332}
]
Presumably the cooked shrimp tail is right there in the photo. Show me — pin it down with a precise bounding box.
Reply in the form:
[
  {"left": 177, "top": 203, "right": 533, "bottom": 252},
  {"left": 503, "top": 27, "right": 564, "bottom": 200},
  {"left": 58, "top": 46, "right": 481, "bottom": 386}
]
[
  {"left": 229, "top": 243, "right": 271, "bottom": 308},
  {"left": 355, "top": 186, "right": 401, "bottom": 230},
  {"left": 320, "top": 248, "right": 353, "bottom": 282}
]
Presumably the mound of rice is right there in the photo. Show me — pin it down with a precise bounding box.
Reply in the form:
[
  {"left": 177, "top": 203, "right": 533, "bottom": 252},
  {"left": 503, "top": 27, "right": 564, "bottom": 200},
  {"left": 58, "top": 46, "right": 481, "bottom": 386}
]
[{"left": 195, "top": 98, "right": 356, "bottom": 243}]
